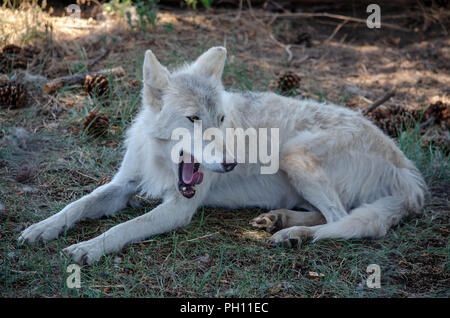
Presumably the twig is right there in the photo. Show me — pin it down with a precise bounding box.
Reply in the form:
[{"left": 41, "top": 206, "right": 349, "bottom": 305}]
[
  {"left": 71, "top": 170, "right": 98, "bottom": 182},
  {"left": 246, "top": 0, "right": 266, "bottom": 28},
  {"left": 290, "top": 54, "right": 309, "bottom": 66},
  {"left": 177, "top": 16, "right": 212, "bottom": 32},
  {"left": 324, "top": 20, "right": 348, "bottom": 44},
  {"left": 285, "top": 45, "right": 293, "bottom": 63},
  {"left": 89, "top": 285, "right": 125, "bottom": 288},
  {"left": 362, "top": 88, "right": 397, "bottom": 114},
  {"left": 140, "top": 238, "right": 158, "bottom": 244},
  {"left": 269, "top": 33, "right": 294, "bottom": 63},
  {"left": 260, "top": 12, "right": 411, "bottom": 32},
  {"left": 416, "top": 0, "right": 431, "bottom": 32},
  {"left": 12, "top": 70, "right": 48, "bottom": 84},
  {"left": 420, "top": 116, "right": 435, "bottom": 130},
  {"left": 44, "top": 66, "right": 125, "bottom": 94},
  {"left": 232, "top": 0, "right": 243, "bottom": 22},
  {"left": 88, "top": 48, "right": 111, "bottom": 68},
  {"left": 267, "top": 12, "right": 279, "bottom": 26},
  {"left": 10, "top": 270, "right": 37, "bottom": 274},
  {"left": 180, "top": 232, "right": 220, "bottom": 244}
]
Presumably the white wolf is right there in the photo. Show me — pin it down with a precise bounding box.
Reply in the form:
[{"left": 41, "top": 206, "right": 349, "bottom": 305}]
[{"left": 19, "top": 47, "right": 426, "bottom": 264}]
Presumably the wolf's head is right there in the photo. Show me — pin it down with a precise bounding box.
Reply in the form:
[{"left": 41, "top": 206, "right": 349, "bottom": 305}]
[{"left": 142, "top": 47, "right": 237, "bottom": 198}]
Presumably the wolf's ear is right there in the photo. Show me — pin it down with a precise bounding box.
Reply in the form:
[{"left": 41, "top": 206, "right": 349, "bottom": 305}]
[
  {"left": 143, "top": 50, "right": 170, "bottom": 111},
  {"left": 190, "top": 47, "right": 227, "bottom": 81}
]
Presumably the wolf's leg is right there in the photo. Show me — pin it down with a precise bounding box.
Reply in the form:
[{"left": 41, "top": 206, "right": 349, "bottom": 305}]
[
  {"left": 19, "top": 147, "right": 142, "bottom": 244},
  {"left": 18, "top": 182, "right": 136, "bottom": 244},
  {"left": 18, "top": 178, "right": 138, "bottom": 244},
  {"left": 63, "top": 196, "right": 198, "bottom": 264},
  {"left": 250, "top": 209, "right": 325, "bottom": 233},
  {"left": 280, "top": 148, "right": 348, "bottom": 223},
  {"left": 268, "top": 195, "right": 413, "bottom": 247}
]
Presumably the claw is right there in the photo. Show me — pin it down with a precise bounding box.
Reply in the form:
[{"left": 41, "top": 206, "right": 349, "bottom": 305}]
[{"left": 250, "top": 213, "right": 283, "bottom": 234}]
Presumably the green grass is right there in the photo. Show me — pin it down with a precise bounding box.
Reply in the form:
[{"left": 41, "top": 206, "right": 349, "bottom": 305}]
[
  {"left": 1, "top": 200, "right": 448, "bottom": 297},
  {"left": 1, "top": 39, "right": 449, "bottom": 298},
  {"left": 398, "top": 125, "right": 449, "bottom": 186}
]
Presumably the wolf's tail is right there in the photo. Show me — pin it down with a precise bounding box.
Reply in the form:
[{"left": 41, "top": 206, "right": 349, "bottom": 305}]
[{"left": 313, "top": 167, "right": 426, "bottom": 240}]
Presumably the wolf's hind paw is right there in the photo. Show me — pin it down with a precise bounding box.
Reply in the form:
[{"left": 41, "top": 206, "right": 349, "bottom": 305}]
[
  {"left": 268, "top": 226, "right": 313, "bottom": 248},
  {"left": 249, "top": 210, "right": 285, "bottom": 234}
]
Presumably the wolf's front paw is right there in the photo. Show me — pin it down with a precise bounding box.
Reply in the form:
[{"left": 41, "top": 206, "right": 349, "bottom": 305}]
[
  {"left": 18, "top": 220, "right": 63, "bottom": 244},
  {"left": 63, "top": 239, "right": 103, "bottom": 265},
  {"left": 269, "top": 226, "right": 313, "bottom": 248},
  {"left": 249, "top": 210, "right": 286, "bottom": 234}
]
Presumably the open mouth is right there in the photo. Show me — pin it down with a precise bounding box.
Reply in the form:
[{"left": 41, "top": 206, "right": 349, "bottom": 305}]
[{"left": 178, "top": 152, "right": 203, "bottom": 199}]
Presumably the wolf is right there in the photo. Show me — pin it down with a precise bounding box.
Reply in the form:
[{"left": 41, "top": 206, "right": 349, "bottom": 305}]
[{"left": 18, "top": 47, "right": 426, "bottom": 264}]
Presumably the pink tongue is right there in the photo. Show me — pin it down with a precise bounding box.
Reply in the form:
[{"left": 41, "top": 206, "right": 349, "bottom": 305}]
[{"left": 182, "top": 160, "right": 203, "bottom": 185}]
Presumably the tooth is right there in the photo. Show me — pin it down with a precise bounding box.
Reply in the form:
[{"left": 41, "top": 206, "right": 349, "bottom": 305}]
[
  {"left": 182, "top": 187, "right": 187, "bottom": 191},
  {"left": 191, "top": 186, "right": 196, "bottom": 191}
]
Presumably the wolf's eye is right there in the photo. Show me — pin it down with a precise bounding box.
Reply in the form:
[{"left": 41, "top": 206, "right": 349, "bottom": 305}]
[
  {"left": 220, "top": 115, "right": 225, "bottom": 123},
  {"left": 187, "top": 116, "right": 200, "bottom": 123}
]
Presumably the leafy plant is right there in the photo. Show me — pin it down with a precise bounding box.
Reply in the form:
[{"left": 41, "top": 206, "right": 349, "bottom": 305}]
[
  {"left": 103, "top": 0, "right": 158, "bottom": 31},
  {"left": 184, "top": 0, "right": 213, "bottom": 10},
  {"left": 126, "top": 0, "right": 158, "bottom": 31},
  {"left": 103, "top": 0, "right": 133, "bottom": 17},
  {"left": 162, "top": 22, "right": 174, "bottom": 33}
]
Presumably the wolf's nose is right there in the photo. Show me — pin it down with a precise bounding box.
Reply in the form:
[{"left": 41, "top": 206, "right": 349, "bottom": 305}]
[{"left": 222, "top": 162, "right": 237, "bottom": 172}]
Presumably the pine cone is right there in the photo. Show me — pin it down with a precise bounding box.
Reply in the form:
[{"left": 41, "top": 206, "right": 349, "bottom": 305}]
[
  {"left": 276, "top": 71, "right": 301, "bottom": 95},
  {"left": 389, "top": 105, "right": 407, "bottom": 117},
  {"left": 0, "top": 53, "right": 27, "bottom": 73},
  {"left": 21, "top": 45, "right": 40, "bottom": 59},
  {"left": 377, "top": 116, "right": 402, "bottom": 137},
  {"left": 84, "top": 74, "right": 109, "bottom": 98},
  {"left": 0, "top": 81, "right": 26, "bottom": 109},
  {"left": 443, "top": 107, "right": 450, "bottom": 130},
  {"left": 409, "top": 108, "right": 423, "bottom": 121},
  {"left": 367, "top": 105, "right": 417, "bottom": 137},
  {"left": 1, "top": 44, "right": 31, "bottom": 72},
  {"left": 82, "top": 111, "right": 110, "bottom": 137},
  {"left": 2, "top": 44, "right": 22, "bottom": 55},
  {"left": 2, "top": 44, "right": 40, "bottom": 58},
  {"left": 425, "top": 101, "right": 449, "bottom": 127}
]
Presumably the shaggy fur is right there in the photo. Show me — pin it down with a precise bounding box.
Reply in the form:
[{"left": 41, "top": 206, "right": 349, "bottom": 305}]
[{"left": 18, "top": 47, "right": 426, "bottom": 264}]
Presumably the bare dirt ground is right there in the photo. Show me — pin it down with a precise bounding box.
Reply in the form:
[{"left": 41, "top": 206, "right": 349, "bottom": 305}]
[{"left": 0, "top": 2, "right": 449, "bottom": 297}]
